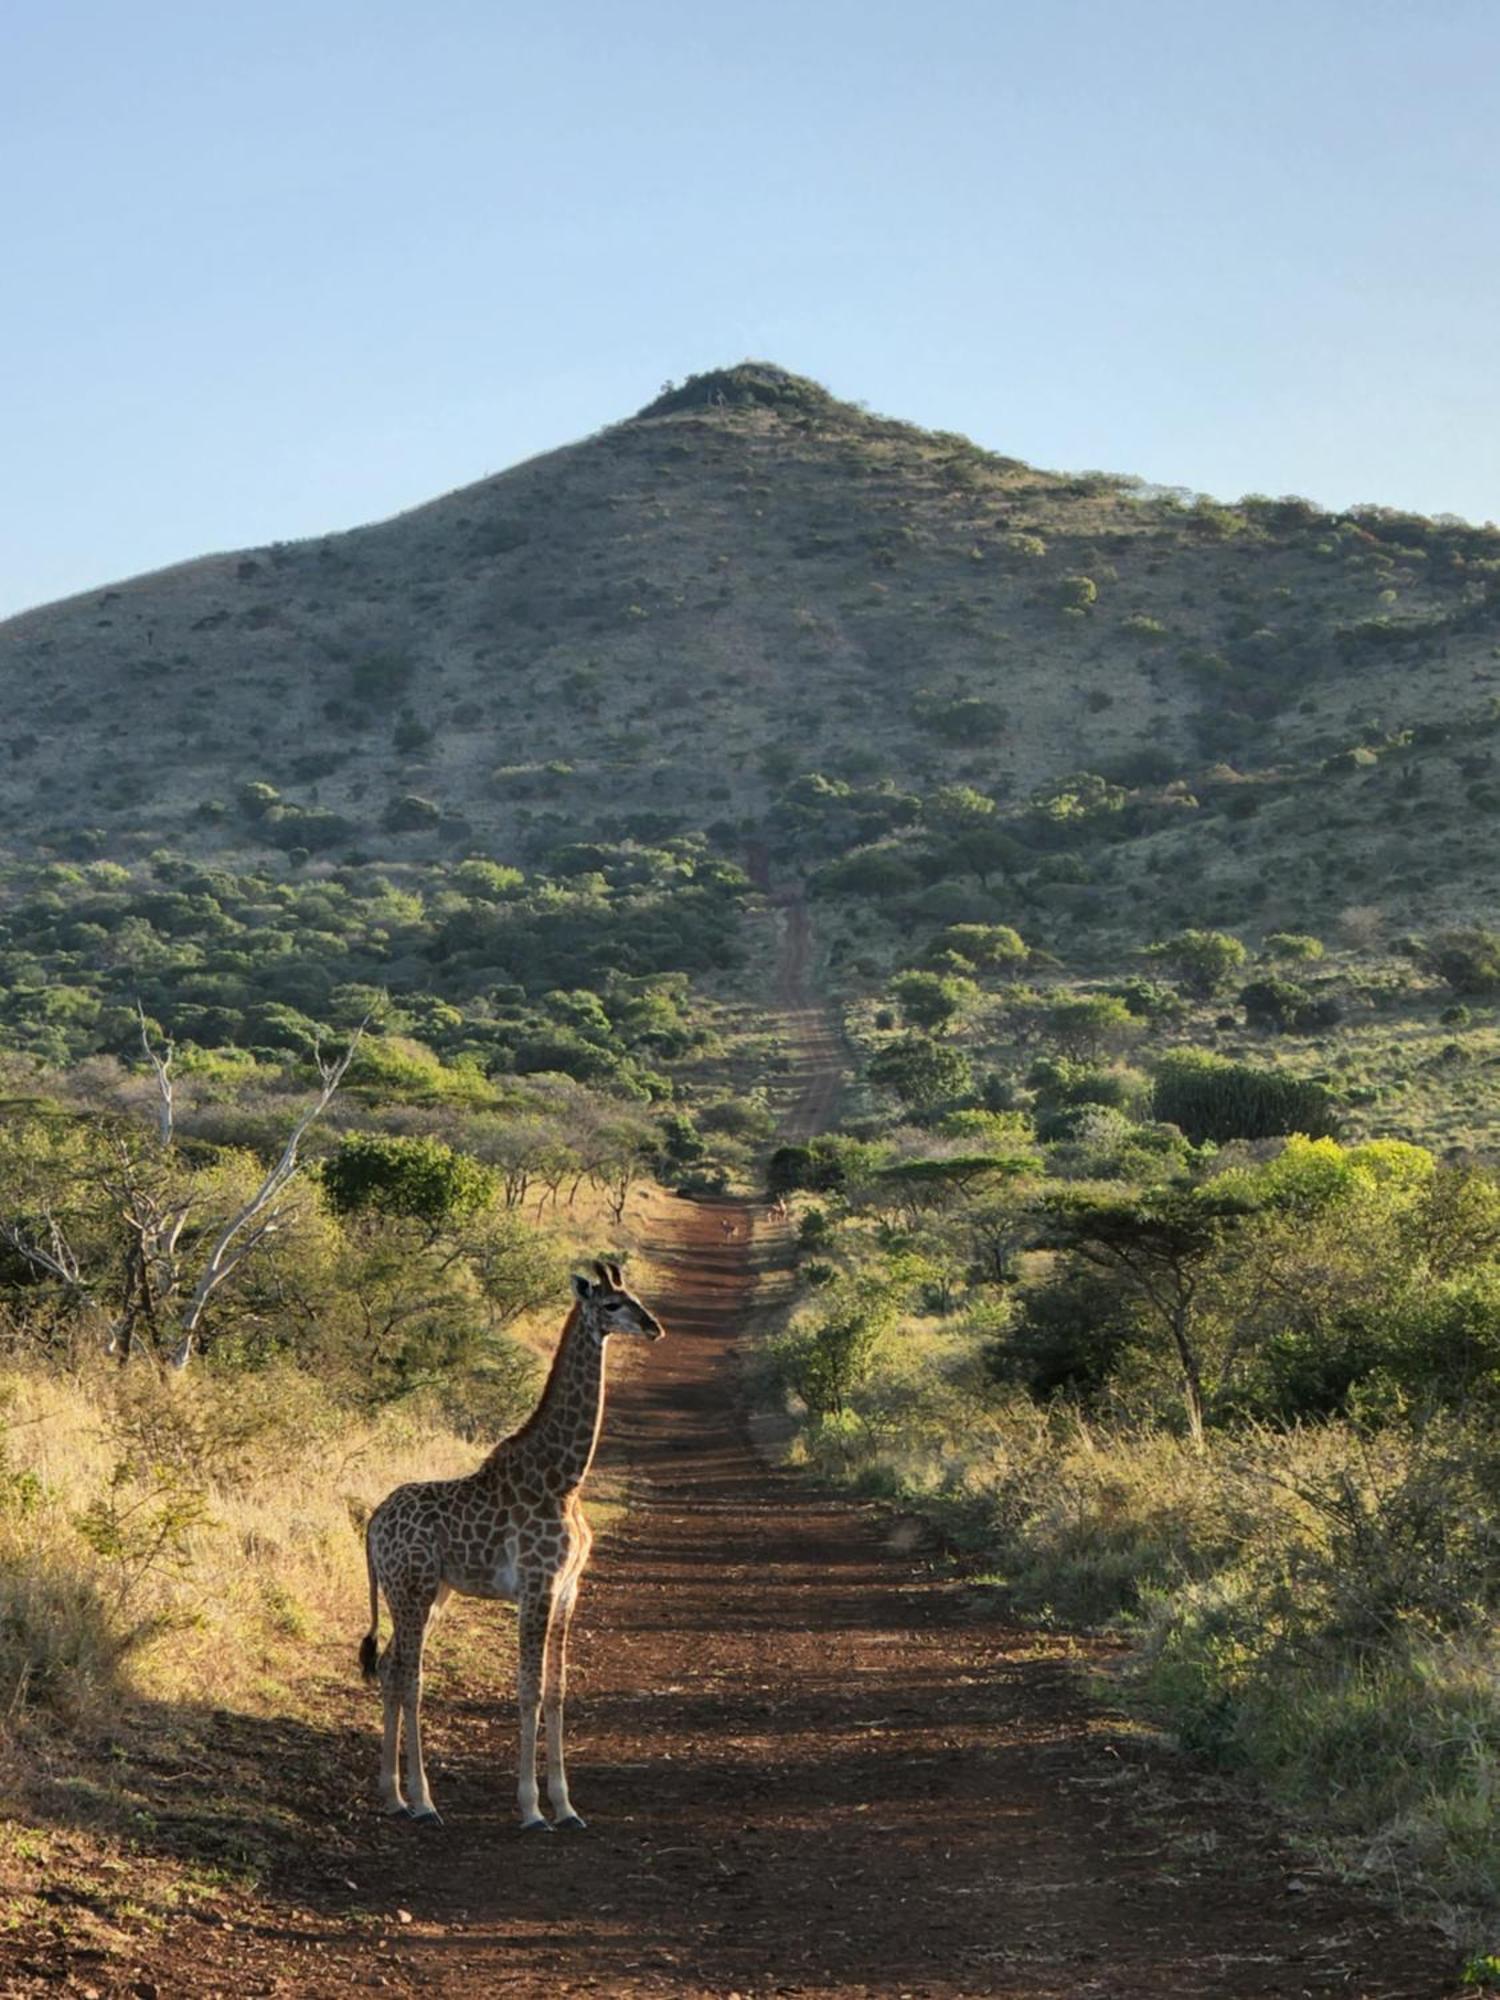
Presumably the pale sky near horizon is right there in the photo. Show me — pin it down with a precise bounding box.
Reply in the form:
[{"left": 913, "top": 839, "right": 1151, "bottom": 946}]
[{"left": 2, "top": 0, "right": 1497, "bottom": 619}]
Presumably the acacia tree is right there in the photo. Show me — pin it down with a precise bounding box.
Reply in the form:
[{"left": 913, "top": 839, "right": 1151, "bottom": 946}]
[{"left": 1040, "top": 1183, "right": 1254, "bottom": 1446}]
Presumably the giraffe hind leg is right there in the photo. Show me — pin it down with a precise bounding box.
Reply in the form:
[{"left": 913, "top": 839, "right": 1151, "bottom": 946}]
[
  {"left": 377, "top": 1640, "right": 408, "bottom": 1818},
  {"left": 379, "top": 1596, "right": 442, "bottom": 1824},
  {"left": 397, "top": 1598, "right": 443, "bottom": 1824}
]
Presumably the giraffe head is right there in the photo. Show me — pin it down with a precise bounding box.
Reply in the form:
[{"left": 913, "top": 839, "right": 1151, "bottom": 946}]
[{"left": 571, "top": 1260, "right": 665, "bottom": 1341}]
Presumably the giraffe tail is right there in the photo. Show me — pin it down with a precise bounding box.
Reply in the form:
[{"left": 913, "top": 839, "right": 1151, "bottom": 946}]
[{"left": 358, "top": 1528, "right": 381, "bottom": 1683}]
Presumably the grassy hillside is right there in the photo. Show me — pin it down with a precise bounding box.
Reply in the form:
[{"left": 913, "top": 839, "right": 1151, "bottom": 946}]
[{"left": 4, "top": 361, "right": 1499, "bottom": 948}]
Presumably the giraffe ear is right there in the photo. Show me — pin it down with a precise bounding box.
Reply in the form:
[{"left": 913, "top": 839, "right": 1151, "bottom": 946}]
[{"left": 571, "top": 1273, "right": 593, "bottom": 1301}]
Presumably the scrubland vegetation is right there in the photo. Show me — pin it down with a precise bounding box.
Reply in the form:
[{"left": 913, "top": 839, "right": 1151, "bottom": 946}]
[{"left": 762, "top": 898, "right": 1500, "bottom": 1938}]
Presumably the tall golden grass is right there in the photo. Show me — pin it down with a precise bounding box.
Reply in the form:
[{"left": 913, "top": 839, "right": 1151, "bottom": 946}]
[{"left": 0, "top": 1362, "right": 475, "bottom": 1743}]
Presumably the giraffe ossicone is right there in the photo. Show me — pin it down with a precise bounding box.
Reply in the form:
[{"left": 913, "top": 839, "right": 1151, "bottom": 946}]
[{"left": 359, "top": 1258, "right": 663, "bottom": 1830}]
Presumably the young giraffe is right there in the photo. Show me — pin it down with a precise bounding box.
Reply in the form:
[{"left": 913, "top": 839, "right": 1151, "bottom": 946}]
[{"left": 359, "top": 1259, "right": 663, "bottom": 1831}]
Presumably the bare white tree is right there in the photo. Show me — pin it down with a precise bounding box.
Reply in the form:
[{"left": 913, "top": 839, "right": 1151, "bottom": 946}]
[
  {"left": 138, "top": 1001, "right": 174, "bottom": 1146},
  {"left": 167, "top": 1028, "right": 365, "bottom": 1368},
  {"left": 1, "top": 1021, "right": 366, "bottom": 1368}
]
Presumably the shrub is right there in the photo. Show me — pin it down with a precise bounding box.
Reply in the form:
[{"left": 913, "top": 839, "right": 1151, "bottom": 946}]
[
  {"left": 818, "top": 848, "right": 923, "bottom": 898},
  {"left": 1238, "top": 978, "right": 1341, "bottom": 1033},
  {"left": 990, "top": 1269, "right": 1141, "bottom": 1401},
  {"left": 771, "top": 1278, "right": 899, "bottom": 1418},
  {"left": 889, "top": 970, "right": 978, "bottom": 1032},
  {"left": 383, "top": 793, "right": 442, "bottom": 833},
  {"left": 1148, "top": 928, "right": 1249, "bottom": 998},
  {"left": 236, "top": 780, "right": 281, "bottom": 820},
  {"left": 1043, "top": 995, "right": 1136, "bottom": 1059},
  {"left": 1322, "top": 746, "right": 1381, "bottom": 775},
  {"left": 926, "top": 923, "right": 1027, "bottom": 968},
  {"left": 1424, "top": 928, "right": 1500, "bottom": 996},
  {"left": 350, "top": 653, "right": 416, "bottom": 706},
  {"left": 1263, "top": 931, "right": 1325, "bottom": 962},
  {"left": 322, "top": 1133, "right": 498, "bottom": 1234},
  {"left": 911, "top": 690, "right": 1008, "bottom": 743},
  {"left": 867, "top": 1036, "right": 974, "bottom": 1111},
  {"left": 1152, "top": 1048, "right": 1340, "bottom": 1143},
  {"left": 767, "top": 1136, "right": 882, "bottom": 1197},
  {"left": 1056, "top": 574, "right": 1098, "bottom": 611}
]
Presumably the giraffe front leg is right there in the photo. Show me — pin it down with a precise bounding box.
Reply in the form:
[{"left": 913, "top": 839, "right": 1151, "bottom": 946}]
[
  {"left": 544, "top": 1580, "right": 585, "bottom": 1830},
  {"left": 516, "top": 1591, "right": 552, "bottom": 1831}
]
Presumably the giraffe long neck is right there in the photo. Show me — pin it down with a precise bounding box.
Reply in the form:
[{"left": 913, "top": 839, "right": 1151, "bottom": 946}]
[{"left": 509, "top": 1303, "right": 608, "bottom": 1493}]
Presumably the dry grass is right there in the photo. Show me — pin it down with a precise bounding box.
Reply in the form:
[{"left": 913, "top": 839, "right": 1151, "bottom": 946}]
[{"left": 0, "top": 1363, "right": 474, "bottom": 1742}]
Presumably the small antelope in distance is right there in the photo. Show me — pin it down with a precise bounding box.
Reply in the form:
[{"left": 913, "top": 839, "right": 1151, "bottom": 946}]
[{"left": 359, "top": 1261, "right": 664, "bottom": 1831}]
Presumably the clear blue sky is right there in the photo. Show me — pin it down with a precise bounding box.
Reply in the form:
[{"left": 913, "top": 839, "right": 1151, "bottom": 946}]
[{"left": 3, "top": 0, "right": 1497, "bottom": 617}]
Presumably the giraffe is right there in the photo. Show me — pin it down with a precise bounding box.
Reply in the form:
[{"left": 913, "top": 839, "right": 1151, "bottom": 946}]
[{"left": 358, "top": 1258, "right": 664, "bottom": 1831}]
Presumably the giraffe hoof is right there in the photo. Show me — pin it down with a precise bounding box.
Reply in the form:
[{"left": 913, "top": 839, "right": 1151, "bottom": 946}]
[
  {"left": 410, "top": 1807, "right": 444, "bottom": 1828},
  {"left": 553, "top": 1814, "right": 588, "bottom": 1832},
  {"left": 383, "top": 1804, "right": 413, "bottom": 1820},
  {"left": 519, "top": 1817, "right": 553, "bottom": 1834}
]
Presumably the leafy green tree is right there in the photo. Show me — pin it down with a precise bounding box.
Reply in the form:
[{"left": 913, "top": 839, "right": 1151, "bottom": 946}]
[
  {"left": 1262, "top": 931, "right": 1324, "bottom": 962},
  {"left": 452, "top": 859, "right": 525, "bottom": 901},
  {"left": 942, "top": 823, "right": 1026, "bottom": 887},
  {"left": 889, "top": 970, "right": 977, "bottom": 1033},
  {"left": 773, "top": 1276, "right": 899, "bottom": 1417},
  {"left": 1043, "top": 995, "right": 1136, "bottom": 1059},
  {"left": 322, "top": 1134, "right": 498, "bottom": 1238},
  {"left": 1041, "top": 1183, "right": 1255, "bottom": 1444},
  {"left": 867, "top": 1035, "right": 973, "bottom": 1111},
  {"left": 383, "top": 794, "right": 442, "bottom": 833},
  {"left": 818, "top": 848, "right": 922, "bottom": 898},
  {"left": 1055, "top": 574, "right": 1097, "bottom": 611},
  {"left": 922, "top": 785, "right": 996, "bottom": 835},
  {"left": 766, "top": 1135, "right": 885, "bottom": 1198},
  {"left": 1147, "top": 928, "right": 1249, "bottom": 998}
]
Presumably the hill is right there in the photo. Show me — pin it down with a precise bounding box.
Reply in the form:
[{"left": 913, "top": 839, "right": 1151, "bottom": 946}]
[{"left": 5, "top": 361, "right": 1500, "bottom": 949}]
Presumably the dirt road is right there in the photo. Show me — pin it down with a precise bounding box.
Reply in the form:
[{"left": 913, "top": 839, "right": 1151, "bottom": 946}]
[{"left": 771, "top": 892, "right": 845, "bottom": 1140}]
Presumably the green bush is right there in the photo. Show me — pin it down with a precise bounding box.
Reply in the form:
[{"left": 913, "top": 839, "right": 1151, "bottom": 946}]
[
  {"left": 889, "top": 970, "right": 977, "bottom": 1032},
  {"left": 383, "top": 793, "right": 442, "bottom": 833},
  {"left": 771, "top": 1278, "right": 899, "bottom": 1418},
  {"left": 1263, "top": 931, "right": 1324, "bottom": 962},
  {"left": 867, "top": 1035, "right": 973, "bottom": 1111},
  {"left": 1424, "top": 928, "right": 1500, "bottom": 996},
  {"left": 911, "top": 690, "right": 1008, "bottom": 743},
  {"left": 1153, "top": 1048, "right": 1340, "bottom": 1143},
  {"left": 1055, "top": 574, "right": 1097, "bottom": 611},
  {"left": 322, "top": 1133, "right": 498, "bottom": 1233},
  {"left": 925, "top": 923, "right": 1027, "bottom": 968},
  {"left": 1238, "top": 977, "right": 1342, "bottom": 1033},
  {"left": 1148, "top": 928, "right": 1249, "bottom": 998}
]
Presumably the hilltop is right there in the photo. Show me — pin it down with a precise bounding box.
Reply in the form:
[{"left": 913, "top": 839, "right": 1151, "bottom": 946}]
[{"left": 3, "top": 360, "right": 1500, "bottom": 947}]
